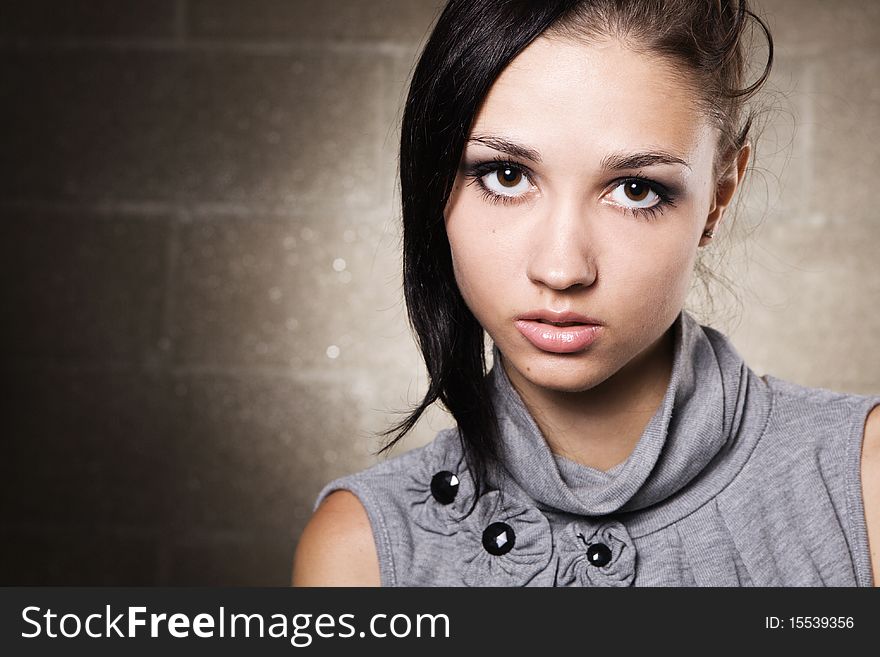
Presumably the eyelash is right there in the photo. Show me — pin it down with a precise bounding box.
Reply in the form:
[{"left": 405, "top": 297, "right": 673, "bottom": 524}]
[{"left": 462, "top": 157, "right": 678, "bottom": 221}]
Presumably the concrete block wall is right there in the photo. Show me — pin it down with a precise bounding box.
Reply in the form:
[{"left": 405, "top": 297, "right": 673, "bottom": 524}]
[{"left": 0, "top": 1, "right": 876, "bottom": 585}]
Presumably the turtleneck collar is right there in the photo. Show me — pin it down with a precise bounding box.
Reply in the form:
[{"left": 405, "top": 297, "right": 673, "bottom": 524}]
[{"left": 487, "top": 310, "right": 757, "bottom": 517}]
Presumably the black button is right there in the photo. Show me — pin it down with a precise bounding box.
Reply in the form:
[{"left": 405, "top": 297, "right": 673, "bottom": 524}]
[
  {"left": 482, "top": 522, "right": 515, "bottom": 555},
  {"left": 430, "top": 470, "right": 459, "bottom": 505},
  {"left": 586, "top": 542, "right": 612, "bottom": 567}
]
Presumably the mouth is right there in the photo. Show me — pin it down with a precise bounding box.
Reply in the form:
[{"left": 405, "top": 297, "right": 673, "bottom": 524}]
[
  {"left": 533, "top": 319, "right": 589, "bottom": 327},
  {"left": 514, "top": 318, "right": 604, "bottom": 354},
  {"left": 516, "top": 309, "right": 604, "bottom": 326}
]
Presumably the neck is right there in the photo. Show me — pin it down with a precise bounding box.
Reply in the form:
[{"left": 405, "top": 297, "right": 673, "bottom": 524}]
[{"left": 502, "top": 326, "right": 675, "bottom": 472}]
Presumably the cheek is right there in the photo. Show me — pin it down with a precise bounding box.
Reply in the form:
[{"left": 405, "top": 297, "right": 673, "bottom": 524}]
[
  {"left": 611, "top": 227, "right": 698, "bottom": 308},
  {"left": 447, "top": 220, "right": 492, "bottom": 304},
  {"left": 446, "top": 202, "right": 520, "bottom": 321}
]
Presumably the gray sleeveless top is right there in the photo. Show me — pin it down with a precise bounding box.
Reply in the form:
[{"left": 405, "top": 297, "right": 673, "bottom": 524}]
[{"left": 314, "top": 310, "right": 880, "bottom": 586}]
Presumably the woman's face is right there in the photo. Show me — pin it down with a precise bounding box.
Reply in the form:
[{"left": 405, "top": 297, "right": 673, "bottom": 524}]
[{"left": 444, "top": 35, "right": 736, "bottom": 395}]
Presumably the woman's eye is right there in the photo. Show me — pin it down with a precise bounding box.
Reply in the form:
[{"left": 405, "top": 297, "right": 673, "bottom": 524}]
[
  {"left": 481, "top": 165, "right": 532, "bottom": 197},
  {"left": 607, "top": 180, "right": 661, "bottom": 209}
]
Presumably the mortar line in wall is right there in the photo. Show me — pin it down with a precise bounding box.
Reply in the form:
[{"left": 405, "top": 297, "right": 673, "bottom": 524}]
[
  {"left": 0, "top": 199, "right": 391, "bottom": 223},
  {"left": 372, "top": 57, "right": 404, "bottom": 282},
  {"left": 156, "top": 201, "right": 179, "bottom": 592},
  {"left": 167, "top": 363, "right": 375, "bottom": 385},
  {"left": 182, "top": 202, "right": 340, "bottom": 220},
  {"left": 3, "top": 520, "right": 164, "bottom": 540},
  {"left": 2, "top": 359, "right": 375, "bottom": 381},
  {"left": 381, "top": 57, "right": 411, "bottom": 247},
  {"left": 0, "top": 199, "right": 177, "bottom": 217},
  {"left": 155, "top": 538, "right": 172, "bottom": 586},
  {"left": 167, "top": 528, "right": 280, "bottom": 546},
  {"left": 799, "top": 60, "right": 816, "bottom": 222},
  {"left": 4, "top": 520, "right": 268, "bottom": 545},
  {"left": 156, "top": 210, "right": 183, "bottom": 368},
  {"left": 3, "top": 359, "right": 394, "bottom": 389},
  {"left": 174, "top": 0, "right": 188, "bottom": 44},
  {"left": 0, "top": 198, "right": 387, "bottom": 221},
  {"left": 0, "top": 36, "right": 415, "bottom": 57}
]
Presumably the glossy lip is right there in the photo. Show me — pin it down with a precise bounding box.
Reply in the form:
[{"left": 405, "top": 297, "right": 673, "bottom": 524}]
[
  {"left": 514, "top": 309, "right": 604, "bottom": 354},
  {"left": 515, "top": 320, "right": 603, "bottom": 353}
]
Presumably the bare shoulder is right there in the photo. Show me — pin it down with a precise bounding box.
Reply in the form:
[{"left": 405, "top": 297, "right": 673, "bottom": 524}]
[
  {"left": 861, "top": 403, "right": 880, "bottom": 587},
  {"left": 291, "top": 490, "right": 381, "bottom": 587}
]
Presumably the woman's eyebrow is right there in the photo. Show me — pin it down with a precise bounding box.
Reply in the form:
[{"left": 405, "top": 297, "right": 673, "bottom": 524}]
[
  {"left": 600, "top": 150, "right": 691, "bottom": 171},
  {"left": 467, "top": 135, "right": 543, "bottom": 163},
  {"left": 467, "top": 134, "right": 691, "bottom": 171}
]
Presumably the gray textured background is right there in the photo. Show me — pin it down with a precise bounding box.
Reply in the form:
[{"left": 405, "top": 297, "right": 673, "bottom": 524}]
[{"left": 0, "top": 1, "right": 877, "bottom": 585}]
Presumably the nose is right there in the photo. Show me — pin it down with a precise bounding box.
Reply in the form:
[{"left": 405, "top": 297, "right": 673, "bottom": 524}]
[{"left": 526, "top": 198, "right": 598, "bottom": 291}]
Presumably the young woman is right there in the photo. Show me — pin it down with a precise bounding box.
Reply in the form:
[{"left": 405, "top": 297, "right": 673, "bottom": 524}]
[{"left": 292, "top": 0, "right": 880, "bottom": 586}]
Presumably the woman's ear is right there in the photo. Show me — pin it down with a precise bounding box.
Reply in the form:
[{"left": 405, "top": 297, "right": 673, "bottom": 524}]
[{"left": 700, "top": 142, "right": 751, "bottom": 245}]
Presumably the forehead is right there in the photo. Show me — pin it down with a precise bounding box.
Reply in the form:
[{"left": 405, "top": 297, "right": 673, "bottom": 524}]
[{"left": 470, "top": 35, "right": 713, "bottom": 162}]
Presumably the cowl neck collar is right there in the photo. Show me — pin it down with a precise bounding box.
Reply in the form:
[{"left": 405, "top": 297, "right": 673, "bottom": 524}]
[{"left": 487, "top": 310, "right": 756, "bottom": 517}]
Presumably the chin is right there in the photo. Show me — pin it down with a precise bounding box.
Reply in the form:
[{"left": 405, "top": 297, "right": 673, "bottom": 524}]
[
  {"left": 504, "top": 347, "right": 610, "bottom": 393},
  {"left": 533, "top": 368, "right": 608, "bottom": 393}
]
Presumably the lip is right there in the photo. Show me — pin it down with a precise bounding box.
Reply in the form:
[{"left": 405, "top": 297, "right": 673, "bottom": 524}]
[
  {"left": 516, "top": 309, "right": 604, "bottom": 325},
  {"left": 514, "top": 309, "right": 604, "bottom": 354},
  {"left": 515, "top": 320, "right": 603, "bottom": 353}
]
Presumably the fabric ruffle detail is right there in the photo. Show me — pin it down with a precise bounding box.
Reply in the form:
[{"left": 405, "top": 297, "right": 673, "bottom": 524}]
[
  {"left": 457, "top": 490, "right": 553, "bottom": 586},
  {"left": 404, "top": 431, "right": 476, "bottom": 536},
  {"left": 556, "top": 519, "right": 636, "bottom": 587}
]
